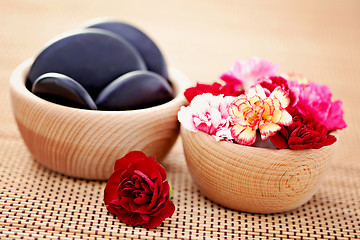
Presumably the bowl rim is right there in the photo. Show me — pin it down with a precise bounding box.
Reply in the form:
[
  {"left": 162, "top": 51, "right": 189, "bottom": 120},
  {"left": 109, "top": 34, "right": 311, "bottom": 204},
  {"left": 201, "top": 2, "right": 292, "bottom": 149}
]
[
  {"left": 10, "top": 58, "right": 190, "bottom": 114},
  {"left": 180, "top": 125, "right": 337, "bottom": 155}
]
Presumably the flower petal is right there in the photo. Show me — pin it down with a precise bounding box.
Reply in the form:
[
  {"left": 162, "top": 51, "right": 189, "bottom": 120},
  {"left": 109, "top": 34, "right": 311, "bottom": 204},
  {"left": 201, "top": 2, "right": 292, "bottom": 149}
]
[
  {"left": 271, "top": 109, "right": 282, "bottom": 123},
  {"left": 270, "top": 131, "right": 289, "bottom": 149},
  {"left": 247, "top": 84, "right": 266, "bottom": 99},
  {"left": 263, "top": 100, "right": 274, "bottom": 118},
  {"left": 177, "top": 106, "right": 198, "bottom": 132},
  {"left": 114, "top": 151, "right": 147, "bottom": 171},
  {"left": 143, "top": 201, "right": 176, "bottom": 229},
  {"left": 104, "top": 169, "right": 125, "bottom": 205},
  {"left": 229, "top": 99, "right": 245, "bottom": 119},
  {"left": 270, "top": 86, "right": 290, "bottom": 108},
  {"left": 231, "top": 124, "right": 257, "bottom": 145},
  {"left": 220, "top": 57, "right": 279, "bottom": 91},
  {"left": 277, "top": 110, "right": 293, "bottom": 126},
  {"left": 259, "top": 122, "right": 281, "bottom": 140}
]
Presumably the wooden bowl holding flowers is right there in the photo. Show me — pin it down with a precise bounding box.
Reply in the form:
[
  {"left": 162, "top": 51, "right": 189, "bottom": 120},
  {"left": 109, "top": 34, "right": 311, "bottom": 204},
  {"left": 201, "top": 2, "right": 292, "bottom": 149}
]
[{"left": 179, "top": 57, "right": 346, "bottom": 213}]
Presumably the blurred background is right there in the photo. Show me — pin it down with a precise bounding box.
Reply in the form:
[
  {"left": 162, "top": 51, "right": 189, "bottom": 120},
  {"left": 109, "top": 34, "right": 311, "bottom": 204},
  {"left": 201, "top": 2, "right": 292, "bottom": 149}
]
[{"left": 2, "top": 0, "right": 359, "bottom": 81}]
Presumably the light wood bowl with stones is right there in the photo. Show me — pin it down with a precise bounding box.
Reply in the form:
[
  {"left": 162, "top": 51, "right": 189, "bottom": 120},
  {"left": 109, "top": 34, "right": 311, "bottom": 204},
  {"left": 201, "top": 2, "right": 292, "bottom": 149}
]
[
  {"left": 10, "top": 59, "right": 189, "bottom": 180},
  {"left": 181, "top": 126, "right": 337, "bottom": 213}
]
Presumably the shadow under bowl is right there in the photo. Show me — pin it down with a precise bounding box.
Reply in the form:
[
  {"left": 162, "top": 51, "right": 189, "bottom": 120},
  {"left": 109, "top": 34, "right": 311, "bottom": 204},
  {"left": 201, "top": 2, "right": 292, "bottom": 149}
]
[{"left": 10, "top": 59, "right": 189, "bottom": 180}]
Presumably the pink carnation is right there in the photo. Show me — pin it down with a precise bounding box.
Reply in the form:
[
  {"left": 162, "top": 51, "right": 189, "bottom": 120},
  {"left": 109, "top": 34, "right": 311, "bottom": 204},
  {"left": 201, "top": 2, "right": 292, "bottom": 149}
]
[
  {"left": 177, "top": 93, "right": 235, "bottom": 141},
  {"left": 220, "top": 56, "right": 279, "bottom": 91},
  {"left": 289, "top": 81, "right": 346, "bottom": 131}
]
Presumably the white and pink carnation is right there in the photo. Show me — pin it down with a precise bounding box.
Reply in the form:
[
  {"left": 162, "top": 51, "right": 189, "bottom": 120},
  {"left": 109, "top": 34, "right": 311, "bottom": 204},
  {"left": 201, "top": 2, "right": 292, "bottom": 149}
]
[{"left": 177, "top": 93, "right": 235, "bottom": 141}]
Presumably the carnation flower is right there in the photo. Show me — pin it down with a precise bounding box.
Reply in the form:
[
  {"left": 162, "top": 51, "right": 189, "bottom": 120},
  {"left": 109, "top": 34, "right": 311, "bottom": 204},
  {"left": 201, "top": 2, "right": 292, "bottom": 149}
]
[
  {"left": 229, "top": 84, "right": 292, "bottom": 145},
  {"left": 178, "top": 58, "right": 344, "bottom": 150},
  {"left": 259, "top": 76, "right": 298, "bottom": 107},
  {"left": 104, "top": 151, "right": 175, "bottom": 229},
  {"left": 289, "top": 81, "right": 346, "bottom": 131},
  {"left": 270, "top": 108, "right": 337, "bottom": 149},
  {"left": 184, "top": 82, "right": 244, "bottom": 103},
  {"left": 220, "top": 56, "right": 279, "bottom": 90},
  {"left": 178, "top": 93, "right": 235, "bottom": 141}
]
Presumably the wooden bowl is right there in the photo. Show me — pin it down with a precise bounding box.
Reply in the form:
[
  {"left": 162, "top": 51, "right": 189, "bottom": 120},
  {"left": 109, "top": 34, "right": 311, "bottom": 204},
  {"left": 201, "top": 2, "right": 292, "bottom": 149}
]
[
  {"left": 10, "top": 59, "right": 189, "bottom": 180},
  {"left": 181, "top": 126, "right": 337, "bottom": 213}
]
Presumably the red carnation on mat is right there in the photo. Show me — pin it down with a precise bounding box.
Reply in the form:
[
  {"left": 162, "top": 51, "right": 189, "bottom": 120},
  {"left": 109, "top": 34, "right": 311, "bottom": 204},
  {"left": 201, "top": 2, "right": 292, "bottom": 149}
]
[
  {"left": 104, "top": 151, "right": 175, "bottom": 229},
  {"left": 270, "top": 108, "right": 337, "bottom": 150},
  {"left": 184, "top": 82, "right": 244, "bottom": 102}
]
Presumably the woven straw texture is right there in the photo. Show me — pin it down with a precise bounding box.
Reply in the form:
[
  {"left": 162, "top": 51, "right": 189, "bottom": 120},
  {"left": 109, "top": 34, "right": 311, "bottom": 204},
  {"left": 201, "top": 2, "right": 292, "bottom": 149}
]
[{"left": 1, "top": 0, "right": 359, "bottom": 239}]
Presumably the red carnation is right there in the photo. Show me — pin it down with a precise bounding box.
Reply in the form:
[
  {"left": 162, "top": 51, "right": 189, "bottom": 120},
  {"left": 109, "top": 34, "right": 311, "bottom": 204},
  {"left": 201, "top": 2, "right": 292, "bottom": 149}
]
[
  {"left": 184, "top": 82, "right": 244, "bottom": 102},
  {"left": 270, "top": 108, "right": 336, "bottom": 150},
  {"left": 104, "top": 151, "right": 175, "bottom": 229}
]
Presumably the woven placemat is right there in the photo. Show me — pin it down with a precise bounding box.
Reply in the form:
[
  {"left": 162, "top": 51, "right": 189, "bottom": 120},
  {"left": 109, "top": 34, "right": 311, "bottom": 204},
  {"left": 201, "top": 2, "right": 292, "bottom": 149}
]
[
  {"left": 1, "top": 133, "right": 359, "bottom": 239},
  {"left": 1, "top": 136, "right": 358, "bottom": 240},
  {"left": 1, "top": 0, "right": 360, "bottom": 239}
]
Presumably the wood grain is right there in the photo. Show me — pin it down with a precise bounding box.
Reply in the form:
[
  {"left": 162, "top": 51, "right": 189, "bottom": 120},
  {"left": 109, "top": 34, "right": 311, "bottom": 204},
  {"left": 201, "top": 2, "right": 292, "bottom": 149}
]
[
  {"left": 181, "top": 126, "right": 337, "bottom": 213},
  {"left": 10, "top": 59, "right": 189, "bottom": 180}
]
